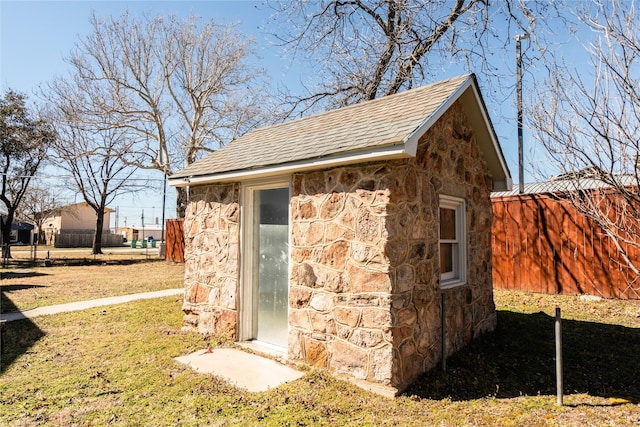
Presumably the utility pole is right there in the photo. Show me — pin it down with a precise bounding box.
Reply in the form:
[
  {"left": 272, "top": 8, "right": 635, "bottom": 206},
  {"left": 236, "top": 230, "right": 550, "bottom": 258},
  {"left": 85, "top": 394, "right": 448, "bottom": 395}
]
[
  {"left": 160, "top": 167, "right": 167, "bottom": 258},
  {"left": 158, "top": 146, "right": 168, "bottom": 259},
  {"left": 515, "top": 33, "right": 529, "bottom": 194}
]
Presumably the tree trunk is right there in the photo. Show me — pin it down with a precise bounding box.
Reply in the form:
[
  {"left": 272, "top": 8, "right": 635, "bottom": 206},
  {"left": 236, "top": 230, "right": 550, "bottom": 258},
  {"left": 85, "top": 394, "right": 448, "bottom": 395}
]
[
  {"left": 93, "top": 210, "right": 105, "bottom": 255},
  {"left": 1, "top": 212, "right": 14, "bottom": 259},
  {"left": 176, "top": 186, "right": 188, "bottom": 218}
]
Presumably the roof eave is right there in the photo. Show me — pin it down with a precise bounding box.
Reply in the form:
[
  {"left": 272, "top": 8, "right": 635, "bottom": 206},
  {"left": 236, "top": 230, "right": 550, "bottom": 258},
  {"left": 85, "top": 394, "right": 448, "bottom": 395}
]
[
  {"left": 168, "top": 144, "right": 411, "bottom": 187},
  {"left": 170, "top": 75, "right": 513, "bottom": 191},
  {"left": 403, "top": 75, "right": 475, "bottom": 156},
  {"left": 404, "top": 75, "right": 512, "bottom": 192},
  {"left": 467, "top": 81, "right": 513, "bottom": 191}
]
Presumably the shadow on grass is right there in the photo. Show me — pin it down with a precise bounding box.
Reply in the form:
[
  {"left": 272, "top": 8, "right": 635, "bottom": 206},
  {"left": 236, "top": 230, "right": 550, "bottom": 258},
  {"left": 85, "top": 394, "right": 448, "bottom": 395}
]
[
  {"left": 0, "top": 289, "right": 45, "bottom": 375},
  {"left": 405, "top": 310, "right": 640, "bottom": 403},
  {"left": 1, "top": 284, "right": 46, "bottom": 292},
  {"left": 47, "top": 258, "right": 169, "bottom": 267},
  {"left": 3, "top": 258, "right": 163, "bottom": 267},
  {"left": 0, "top": 270, "right": 49, "bottom": 280},
  {"left": 0, "top": 284, "right": 47, "bottom": 313}
]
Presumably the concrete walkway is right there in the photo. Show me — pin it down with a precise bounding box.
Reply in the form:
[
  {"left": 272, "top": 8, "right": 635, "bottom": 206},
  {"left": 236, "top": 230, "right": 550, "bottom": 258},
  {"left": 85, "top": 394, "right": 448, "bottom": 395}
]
[{"left": 0, "top": 288, "right": 184, "bottom": 322}]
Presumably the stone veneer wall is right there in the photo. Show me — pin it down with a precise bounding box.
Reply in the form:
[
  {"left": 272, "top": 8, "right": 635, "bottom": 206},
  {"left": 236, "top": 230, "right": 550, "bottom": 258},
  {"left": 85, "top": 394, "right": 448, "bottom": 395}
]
[
  {"left": 289, "top": 162, "right": 396, "bottom": 384},
  {"left": 390, "top": 100, "right": 497, "bottom": 389},
  {"left": 182, "top": 183, "right": 241, "bottom": 338},
  {"left": 288, "top": 99, "right": 496, "bottom": 392}
]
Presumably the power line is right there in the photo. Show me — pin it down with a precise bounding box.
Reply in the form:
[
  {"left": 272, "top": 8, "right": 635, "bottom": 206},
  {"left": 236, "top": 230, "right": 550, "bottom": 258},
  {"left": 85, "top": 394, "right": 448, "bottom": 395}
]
[{"left": 0, "top": 172, "right": 167, "bottom": 182}]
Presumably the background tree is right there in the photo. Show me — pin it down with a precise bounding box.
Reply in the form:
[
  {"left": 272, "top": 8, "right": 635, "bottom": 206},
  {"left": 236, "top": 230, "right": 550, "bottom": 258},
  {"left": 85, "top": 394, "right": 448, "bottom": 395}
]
[
  {"left": 530, "top": 0, "right": 640, "bottom": 290},
  {"left": 270, "top": 0, "right": 564, "bottom": 115},
  {"left": 16, "top": 184, "right": 65, "bottom": 260},
  {"left": 48, "top": 118, "right": 146, "bottom": 255},
  {"left": 45, "top": 11, "right": 269, "bottom": 218},
  {"left": 0, "top": 90, "right": 53, "bottom": 258}
]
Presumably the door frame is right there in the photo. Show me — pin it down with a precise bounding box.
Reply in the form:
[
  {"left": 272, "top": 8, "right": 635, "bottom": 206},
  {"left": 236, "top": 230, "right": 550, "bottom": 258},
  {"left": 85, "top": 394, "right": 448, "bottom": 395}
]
[{"left": 238, "top": 176, "right": 291, "bottom": 344}]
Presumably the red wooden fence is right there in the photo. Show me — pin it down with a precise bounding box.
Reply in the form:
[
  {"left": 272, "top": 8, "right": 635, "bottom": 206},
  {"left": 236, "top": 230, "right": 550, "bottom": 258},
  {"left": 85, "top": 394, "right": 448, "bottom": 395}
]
[
  {"left": 165, "top": 218, "right": 185, "bottom": 263},
  {"left": 491, "top": 193, "right": 640, "bottom": 299}
]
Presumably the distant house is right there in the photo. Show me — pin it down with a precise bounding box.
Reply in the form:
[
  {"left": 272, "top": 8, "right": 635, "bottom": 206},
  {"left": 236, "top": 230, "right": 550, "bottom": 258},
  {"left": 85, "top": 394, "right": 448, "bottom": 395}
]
[
  {"left": 118, "top": 227, "right": 137, "bottom": 242},
  {"left": 169, "top": 74, "right": 512, "bottom": 394},
  {"left": 0, "top": 206, "right": 35, "bottom": 246},
  {"left": 38, "top": 202, "right": 120, "bottom": 248},
  {"left": 118, "top": 225, "right": 164, "bottom": 242},
  {"left": 492, "top": 177, "right": 640, "bottom": 299},
  {"left": 0, "top": 217, "right": 34, "bottom": 245},
  {"left": 10, "top": 221, "right": 34, "bottom": 245}
]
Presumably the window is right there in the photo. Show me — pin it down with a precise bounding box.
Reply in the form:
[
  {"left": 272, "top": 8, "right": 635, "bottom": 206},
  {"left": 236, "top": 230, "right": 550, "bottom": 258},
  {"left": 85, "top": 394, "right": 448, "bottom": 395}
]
[{"left": 439, "top": 195, "right": 466, "bottom": 288}]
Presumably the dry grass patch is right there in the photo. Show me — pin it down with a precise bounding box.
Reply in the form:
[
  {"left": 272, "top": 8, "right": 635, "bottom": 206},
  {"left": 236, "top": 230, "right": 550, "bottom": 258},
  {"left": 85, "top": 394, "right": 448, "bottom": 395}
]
[
  {"left": 1, "top": 261, "right": 184, "bottom": 312},
  {"left": 494, "top": 288, "right": 640, "bottom": 327},
  {"left": 9, "top": 245, "right": 162, "bottom": 262}
]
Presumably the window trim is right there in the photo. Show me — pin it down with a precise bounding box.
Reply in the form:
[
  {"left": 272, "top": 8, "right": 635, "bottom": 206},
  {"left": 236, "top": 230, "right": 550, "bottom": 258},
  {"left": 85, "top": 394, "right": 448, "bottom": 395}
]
[{"left": 439, "top": 195, "right": 467, "bottom": 289}]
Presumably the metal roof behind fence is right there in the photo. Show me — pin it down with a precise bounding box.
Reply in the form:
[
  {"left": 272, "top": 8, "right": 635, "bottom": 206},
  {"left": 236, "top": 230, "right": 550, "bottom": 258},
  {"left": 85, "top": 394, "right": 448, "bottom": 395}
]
[{"left": 492, "top": 175, "right": 637, "bottom": 197}]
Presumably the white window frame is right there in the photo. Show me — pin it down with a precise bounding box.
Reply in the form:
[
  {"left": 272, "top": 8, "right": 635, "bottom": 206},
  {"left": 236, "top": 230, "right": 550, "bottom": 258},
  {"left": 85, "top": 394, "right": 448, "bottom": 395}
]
[{"left": 438, "top": 195, "right": 467, "bottom": 289}]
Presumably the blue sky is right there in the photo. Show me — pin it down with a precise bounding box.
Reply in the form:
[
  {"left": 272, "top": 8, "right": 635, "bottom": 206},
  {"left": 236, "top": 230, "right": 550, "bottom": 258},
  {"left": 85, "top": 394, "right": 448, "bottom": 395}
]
[
  {"left": 1, "top": 0, "right": 288, "bottom": 228},
  {"left": 0, "top": 0, "right": 591, "bottom": 228}
]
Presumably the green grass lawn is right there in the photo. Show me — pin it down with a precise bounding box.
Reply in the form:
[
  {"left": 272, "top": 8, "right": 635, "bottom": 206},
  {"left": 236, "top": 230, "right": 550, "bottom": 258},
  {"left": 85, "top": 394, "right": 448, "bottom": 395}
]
[{"left": 1, "top": 288, "right": 639, "bottom": 426}]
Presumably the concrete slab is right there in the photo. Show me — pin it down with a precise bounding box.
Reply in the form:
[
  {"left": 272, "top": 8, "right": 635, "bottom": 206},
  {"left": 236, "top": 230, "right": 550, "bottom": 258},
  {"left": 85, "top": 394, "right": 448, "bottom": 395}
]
[{"left": 175, "top": 348, "right": 305, "bottom": 392}]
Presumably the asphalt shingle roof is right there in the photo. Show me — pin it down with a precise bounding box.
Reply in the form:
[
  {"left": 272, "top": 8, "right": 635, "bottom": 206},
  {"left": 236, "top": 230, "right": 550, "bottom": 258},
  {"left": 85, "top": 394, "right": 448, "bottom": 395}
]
[{"left": 170, "top": 74, "right": 472, "bottom": 180}]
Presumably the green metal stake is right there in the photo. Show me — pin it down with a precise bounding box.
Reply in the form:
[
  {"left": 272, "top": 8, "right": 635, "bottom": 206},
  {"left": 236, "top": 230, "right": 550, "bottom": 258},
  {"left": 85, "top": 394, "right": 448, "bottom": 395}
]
[
  {"left": 555, "top": 307, "right": 563, "bottom": 406},
  {"left": 441, "top": 292, "right": 446, "bottom": 372}
]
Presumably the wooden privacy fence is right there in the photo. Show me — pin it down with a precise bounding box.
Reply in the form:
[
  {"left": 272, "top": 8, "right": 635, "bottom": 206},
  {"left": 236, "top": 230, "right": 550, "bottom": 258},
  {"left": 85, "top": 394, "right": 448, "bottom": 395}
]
[
  {"left": 492, "top": 193, "right": 640, "bottom": 299},
  {"left": 165, "top": 218, "right": 185, "bottom": 263},
  {"left": 54, "top": 232, "right": 124, "bottom": 248}
]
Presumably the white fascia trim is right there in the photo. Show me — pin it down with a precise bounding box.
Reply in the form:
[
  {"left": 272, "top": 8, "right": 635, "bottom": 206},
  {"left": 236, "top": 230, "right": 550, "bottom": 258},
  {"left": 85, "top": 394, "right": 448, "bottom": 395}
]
[
  {"left": 403, "top": 76, "right": 513, "bottom": 192},
  {"left": 168, "top": 144, "right": 411, "bottom": 187},
  {"left": 403, "top": 76, "right": 474, "bottom": 156},
  {"left": 466, "top": 82, "right": 513, "bottom": 191}
]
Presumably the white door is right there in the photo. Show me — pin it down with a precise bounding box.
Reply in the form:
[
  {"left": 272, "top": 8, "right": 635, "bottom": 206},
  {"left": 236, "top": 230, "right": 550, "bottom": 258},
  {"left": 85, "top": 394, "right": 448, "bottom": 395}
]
[{"left": 242, "top": 183, "right": 290, "bottom": 349}]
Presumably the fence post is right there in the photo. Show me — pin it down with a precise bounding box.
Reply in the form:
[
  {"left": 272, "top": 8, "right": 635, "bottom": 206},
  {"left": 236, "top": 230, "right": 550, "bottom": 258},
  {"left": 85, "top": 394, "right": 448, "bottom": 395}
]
[{"left": 441, "top": 292, "right": 446, "bottom": 372}]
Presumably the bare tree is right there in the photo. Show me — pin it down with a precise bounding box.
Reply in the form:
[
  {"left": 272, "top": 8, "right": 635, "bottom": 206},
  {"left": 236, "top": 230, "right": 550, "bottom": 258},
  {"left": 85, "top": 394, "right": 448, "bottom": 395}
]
[
  {"left": 49, "top": 115, "right": 146, "bottom": 254},
  {"left": 16, "top": 184, "right": 65, "bottom": 260},
  {"left": 0, "top": 90, "right": 53, "bottom": 259},
  {"left": 270, "top": 0, "right": 564, "bottom": 115},
  {"left": 530, "top": 0, "right": 640, "bottom": 290},
  {"left": 45, "top": 11, "right": 269, "bottom": 217}
]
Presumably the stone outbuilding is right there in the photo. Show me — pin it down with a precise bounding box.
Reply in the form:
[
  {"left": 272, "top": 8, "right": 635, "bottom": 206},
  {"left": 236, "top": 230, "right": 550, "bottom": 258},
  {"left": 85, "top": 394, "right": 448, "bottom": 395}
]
[{"left": 169, "top": 74, "right": 512, "bottom": 395}]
